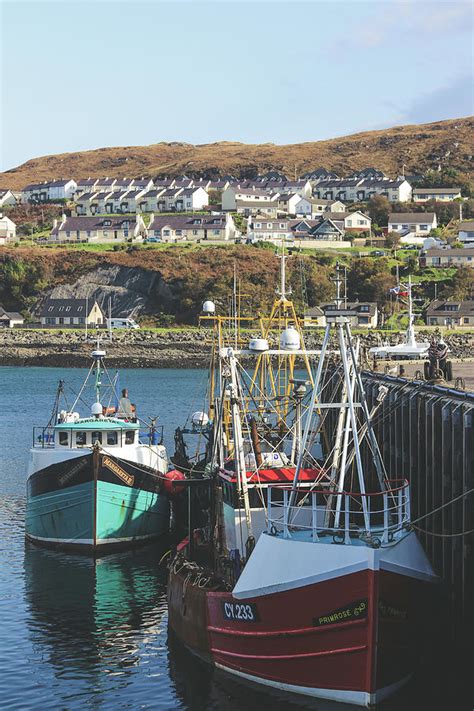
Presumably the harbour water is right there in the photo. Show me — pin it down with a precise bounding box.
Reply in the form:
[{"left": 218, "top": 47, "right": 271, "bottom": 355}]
[{"left": 0, "top": 367, "right": 468, "bottom": 710}]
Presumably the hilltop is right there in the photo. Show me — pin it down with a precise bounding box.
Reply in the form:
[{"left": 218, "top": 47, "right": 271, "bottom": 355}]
[{"left": 1, "top": 117, "right": 472, "bottom": 189}]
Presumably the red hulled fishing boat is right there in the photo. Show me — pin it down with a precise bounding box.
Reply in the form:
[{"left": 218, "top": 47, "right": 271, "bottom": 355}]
[{"left": 168, "top": 262, "right": 437, "bottom": 707}]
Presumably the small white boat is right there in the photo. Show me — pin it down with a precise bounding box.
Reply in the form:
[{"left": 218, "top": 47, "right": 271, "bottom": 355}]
[{"left": 370, "top": 277, "right": 429, "bottom": 360}]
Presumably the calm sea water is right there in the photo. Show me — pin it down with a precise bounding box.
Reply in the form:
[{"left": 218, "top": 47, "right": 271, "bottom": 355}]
[{"left": 0, "top": 367, "right": 468, "bottom": 710}]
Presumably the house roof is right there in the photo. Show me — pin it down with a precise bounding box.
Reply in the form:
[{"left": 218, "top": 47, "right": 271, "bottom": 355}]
[
  {"left": 321, "top": 301, "right": 377, "bottom": 316},
  {"left": 389, "top": 213, "right": 436, "bottom": 223},
  {"left": 77, "top": 178, "right": 97, "bottom": 187},
  {"left": 52, "top": 216, "right": 138, "bottom": 235},
  {"left": 0, "top": 307, "right": 23, "bottom": 320},
  {"left": 310, "top": 218, "right": 344, "bottom": 235},
  {"left": 75, "top": 192, "right": 97, "bottom": 202},
  {"left": 425, "top": 248, "right": 474, "bottom": 257},
  {"left": 236, "top": 199, "right": 279, "bottom": 208},
  {"left": 414, "top": 187, "right": 461, "bottom": 194},
  {"left": 148, "top": 214, "right": 227, "bottom": 231},
  {"left": 459, "top": 221, "right": 474, "bottom": 230},
  {"left": 426, "top": 300, "right": 474, "bottom": 317},
  {"left": 277, "top": 193, "right": 298, "bottom": 203},
  {"left": 304, "top": 306, "right": 324, "bottom": 317},
  {"left": 39, "top": 298, "right": 102, "bottom": 318}
]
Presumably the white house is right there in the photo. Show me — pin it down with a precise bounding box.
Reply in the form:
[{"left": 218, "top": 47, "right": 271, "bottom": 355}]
[
  {"left": 22, "top": 180, "right": 77, "bottom": 202},
  {"left": 137, "top": 189, "right": 167, "bottom": 212},
  {"left": 222, "top": 186, "right": 280, "bottom": 211},
  {"left": 0, "top": 308, "right": 24, "bottom": 327},
  {"left": 313, "top": 177, "right": 412, "bottom": 203},
  {"left": 39, "top": 298, "right": 105, "bottom": 327},
  {"left": 174, "top": 187, "right": 209, "bottom": 211},
  {"left": 247, "top": 218, "right": 292, "bottom": 242},
  {"left": 337, "top": 211, "right": 372, "bottom": 233},
  {"left": 294, "top": 197, "right": 346, "bottom": 218},
  {"left": 413, "top": 187, "right": 462, "bottom": 202},
  {"left": 0, "top": 190, "right": 17, "bottom": 207},
  {"left": 147, "top": 213, "right": 236, "bottom": 241},
  {"left": 276, "top": 193, "right": 302, "bottom": 215},
  {"left": 458, "top": 221, "right": 474, "bottom": 246},
  {"left": 388, "top": 212, "right": 437, "bottom": 236},
  {"left": 304, "top": 302, "right": 378, "bottom": 328},
  {"left": 49, "top": 215, "right": 146, "bottom": 242},
  {"left": 0, "top": 213, "right": 16, "bottom": 243}
]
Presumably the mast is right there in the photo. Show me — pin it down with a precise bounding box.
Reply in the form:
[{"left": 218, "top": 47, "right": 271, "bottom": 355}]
[{"left": 228, "top": 350, "right": 253, "bottom": 540}]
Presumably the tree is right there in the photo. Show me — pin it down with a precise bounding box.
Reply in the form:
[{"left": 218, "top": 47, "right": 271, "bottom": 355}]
[
  {"left": 347, "top": 258, "right": 394, "bottom": 304},
  {"left": 385, "top": 231, "right": 401, "bottom": 249},
  {"left": 447, "top": 267, "right": 474, "bottom": 300},
  {"left": 367, "top": 195, "right": 390, "bottom": 226}
]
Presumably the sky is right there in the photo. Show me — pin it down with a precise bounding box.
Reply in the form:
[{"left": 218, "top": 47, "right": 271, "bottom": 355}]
[{"left": 0, "top": 0, "right": 473, "bottom": 171}]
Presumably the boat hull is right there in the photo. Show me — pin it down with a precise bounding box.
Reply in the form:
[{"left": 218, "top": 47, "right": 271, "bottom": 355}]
[
  {"left": 168, "top": 534, "right": 437, "bottom": 707},
  {"left": 26, "top": 451, "right": 169, "bottom": 552}
]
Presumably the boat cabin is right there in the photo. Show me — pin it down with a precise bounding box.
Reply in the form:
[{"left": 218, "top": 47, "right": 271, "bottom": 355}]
[
  {"left": 53, "top": 418, "right": 139, "bottom": 449},
  {"left": 219, "top": 466, "right": 328, "bottom": 556}
]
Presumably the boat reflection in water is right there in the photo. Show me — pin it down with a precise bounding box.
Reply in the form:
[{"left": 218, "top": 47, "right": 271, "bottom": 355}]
[{"left": 23, "top": 541, "right": 170, "bottom": 694}]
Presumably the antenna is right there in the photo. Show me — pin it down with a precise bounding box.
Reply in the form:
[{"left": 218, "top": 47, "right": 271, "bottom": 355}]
[
  {"left": 85, "top": 295, "right": 88, "bottom": 341},
  {"left": 108, "top": 297, "right": 112, "bottom": 341}
]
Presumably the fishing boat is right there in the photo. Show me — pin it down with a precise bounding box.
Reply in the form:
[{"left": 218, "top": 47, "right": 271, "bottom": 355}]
[
  {"left": 167, "top": 265, "right": 437, "bottom": 707},
  {"left": 168, "top": 251, "right": 326, "bottom": 548},
  {"left": 25, "top": 341, "right": 169, "bottom": 552}
]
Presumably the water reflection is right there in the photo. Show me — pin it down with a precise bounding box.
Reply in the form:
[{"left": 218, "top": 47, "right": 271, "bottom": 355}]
[{"left": 24, "top": 542, "right": 170, "bottom": 693}]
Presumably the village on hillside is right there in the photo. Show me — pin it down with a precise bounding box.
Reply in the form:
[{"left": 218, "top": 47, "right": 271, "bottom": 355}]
[{"left": 0, "top": 165, "right": 473, "bottom": 331}]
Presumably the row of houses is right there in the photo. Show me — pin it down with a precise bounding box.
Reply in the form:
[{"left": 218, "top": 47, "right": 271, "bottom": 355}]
[
  {"left": 75, "top": 186, "right": 209, "bottom": 215},
  {"left": 248, "top": 211, "right": 371, "bottom": 242},
  {"left": 48, "top": 212, "right": 238, "bottom": 243},
  {"left": 6, "top": 168, "right": 464, "bottom": 207}
]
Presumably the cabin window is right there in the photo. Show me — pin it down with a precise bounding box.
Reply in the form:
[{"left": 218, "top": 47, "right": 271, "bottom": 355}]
[
  {"left": 91, "top": 431, "right": 102, "bottom": 444},
  {"left": 107, "top": 431, "right": 118, "bottom": 445},
  {"left": 125, "top": 431, "right": 135, "bottom": 444},
  {"left": 76, "top": 431, "right": 87, "bottom": 446},
  {"left": 59, "top": 432, "right": 69, "bottom": 447}
]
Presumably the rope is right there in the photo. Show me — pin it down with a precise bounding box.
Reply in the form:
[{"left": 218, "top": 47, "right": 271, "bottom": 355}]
[
  {"left": 411, "top": 488, "right": 474, "bottom": 525},
  {"left": 411, "top": 524, "right": 474, "bottom": 538}
]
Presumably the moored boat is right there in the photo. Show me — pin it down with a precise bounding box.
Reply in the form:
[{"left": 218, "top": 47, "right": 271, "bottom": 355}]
[
  {"left": 25, "top": 343, "right": 169, "bottom": 553},
  {"left": 167, "top": 264, "right": 438, "bottom": 707}
]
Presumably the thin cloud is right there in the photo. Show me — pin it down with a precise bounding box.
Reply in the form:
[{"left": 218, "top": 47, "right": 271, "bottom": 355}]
[
  {"left": 355, "top": 0, "right": 472, "bottom": 48},
  {"left": 401, "top": 74, "right": 474, "bottom": 124}
]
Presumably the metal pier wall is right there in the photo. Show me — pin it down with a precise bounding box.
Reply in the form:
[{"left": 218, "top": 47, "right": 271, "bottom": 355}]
[{"left": 360, "top": 373, "right": 474, "bottom": 645}]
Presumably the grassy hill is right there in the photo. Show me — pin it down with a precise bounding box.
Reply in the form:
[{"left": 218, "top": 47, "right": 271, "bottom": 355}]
[{"left": 1, "top": 117, "right": 472, "bottom": 190}]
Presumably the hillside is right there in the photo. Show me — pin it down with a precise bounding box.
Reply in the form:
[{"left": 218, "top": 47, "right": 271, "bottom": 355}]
[{"left": 1, "top": 117, "right": 473, "bottom": 190}]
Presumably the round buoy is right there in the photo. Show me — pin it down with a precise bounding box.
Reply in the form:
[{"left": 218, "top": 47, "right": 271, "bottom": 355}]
[{"left": 162, "top": 469, "right": 186, "bottom": 496}]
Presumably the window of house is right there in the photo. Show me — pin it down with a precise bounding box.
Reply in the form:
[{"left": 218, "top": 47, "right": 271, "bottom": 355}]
[
  {"left": 193, "top": 230, "right": 198, "bottom": 235},
  {"left": 107, "top": 431, "right": 118, "bottom": 445},
  {"left": 78, "top": 317, "right": 85, "bottom": 324},
  {"left": 125, "top": 431, "right": 135, "bottom": 444},
  {"left": 360, "top": 305, "right": 369, "bottom": 312},
  {"left": 103, "top": 231, "right": 108, "bottom": 237},
  {"left": 59, "top": 432, "right": 69, "bottom": 447},
  {"left": 76, "top": 431, "right": 87, "bottom": 446},
  {"left": 163, "top": 230, "right": 170, "bottom": 236},
  {"left": 421, "top": 225, "right": 428, "bottom": 230},
  {"left": 91, "top": 432, "right": 102, "bottom": 444},
  {"left": 464, "top": 318, "right": 469, "bottom": 324},
  {"left": 213, "top": 229, "right": 220, "bottom": 235}
]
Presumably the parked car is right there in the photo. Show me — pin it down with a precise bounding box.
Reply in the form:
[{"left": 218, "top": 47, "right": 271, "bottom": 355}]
[{"left": 145, "top": 237, "right": 161, "bottom": 243}]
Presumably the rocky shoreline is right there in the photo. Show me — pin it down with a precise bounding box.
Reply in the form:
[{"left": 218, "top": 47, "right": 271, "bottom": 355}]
[{"left": 1, "top": 328, "right": 474, "bottom": 368}]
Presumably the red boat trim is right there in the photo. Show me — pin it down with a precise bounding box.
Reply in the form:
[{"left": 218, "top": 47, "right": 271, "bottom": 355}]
[
  {"left": 211, "top": 643, "right": 368, "bottom": 661},
  {"left": 208, "top": 617, "right": 366, "bottom": 637}
]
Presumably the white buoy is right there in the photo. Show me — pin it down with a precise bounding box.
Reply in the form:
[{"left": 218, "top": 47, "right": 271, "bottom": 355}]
[
  {"left": 280, "top": 325, "right": 301, "bottom": 351},
  {"left": 202, "top": 300, "right": 216, "bottom": 315},
  {"left": 249, "top": 338, "right": 269, "bottom": 352},
  {"left": 191, "top": 411, "right": 209, "bottom": 428}
]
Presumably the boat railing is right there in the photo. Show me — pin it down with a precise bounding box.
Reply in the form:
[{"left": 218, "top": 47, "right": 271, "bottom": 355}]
[
  {"left": 266, "top": 479, "right": 411, "bottom": 546},
  {"left": 33, "top": 425, "right": 56, "bottom": 448}
]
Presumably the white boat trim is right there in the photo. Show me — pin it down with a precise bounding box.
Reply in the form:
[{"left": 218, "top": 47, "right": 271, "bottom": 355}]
[
  {"left": 26, "top": 533, "right": 159, "bottom": 546},
  {"left": 215, "top": 662, "right": 412, "bottom": 707}
]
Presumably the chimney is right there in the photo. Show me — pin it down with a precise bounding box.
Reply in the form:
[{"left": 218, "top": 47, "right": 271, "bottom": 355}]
[{"left": 53, "top": 219, "right": 57, "bottom": 228}]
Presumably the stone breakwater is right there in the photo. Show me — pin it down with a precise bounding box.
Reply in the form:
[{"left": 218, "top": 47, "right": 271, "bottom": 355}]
[{"left": 1, "top": 329, "right": 474, "bottom": 368}]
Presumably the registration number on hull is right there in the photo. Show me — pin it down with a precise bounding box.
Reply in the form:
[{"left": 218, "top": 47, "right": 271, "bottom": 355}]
[{"left": 222, "top": 601, "right": 259, "bottom": 623}]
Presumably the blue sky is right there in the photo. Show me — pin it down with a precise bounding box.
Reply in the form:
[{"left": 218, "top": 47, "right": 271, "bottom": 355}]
[{"left": 1, "top": 0, "right": 473, "bottom": 171}]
